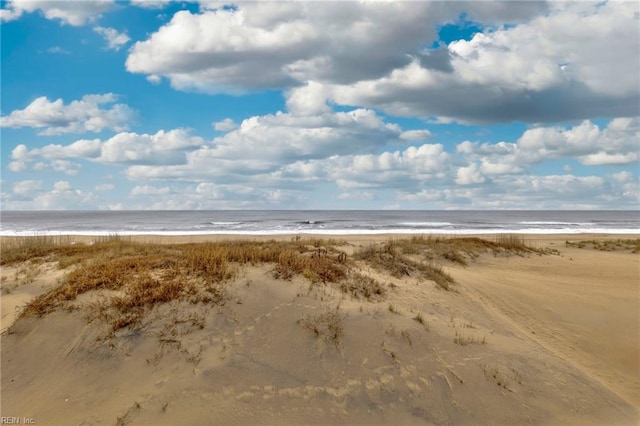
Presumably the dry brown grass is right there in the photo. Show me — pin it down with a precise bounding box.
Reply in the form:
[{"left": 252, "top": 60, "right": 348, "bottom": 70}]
[
  {"left": 566, "top": 238, "right": 640, "bottom": 253},
  {"left": 339, "top": 271, "right": 386, "bottom": 300},
  {"left": 298, "top": 305, "right": 345, "bottom": 348},
  {"left": 354, "top": 241, "right": 454, "bottom": 290},
  {"left": 14, "top": 238, "right": 357, "bottom": 331},
  {"left": 394, "top": 235, "right": 544, "bottom": 264},
  {"left": 454, "top": 331, "right": 487, "bottom": 346},
  {"left": 7, "top": 235, "right": 555, "bottom": 332},
  {"left": 354, "top": 235, "right": 551, "bottom": 291}
]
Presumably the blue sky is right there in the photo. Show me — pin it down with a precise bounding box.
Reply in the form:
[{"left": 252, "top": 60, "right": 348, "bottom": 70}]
[{"left": 1, "top": 0, "right": 638, "bottom": 210}]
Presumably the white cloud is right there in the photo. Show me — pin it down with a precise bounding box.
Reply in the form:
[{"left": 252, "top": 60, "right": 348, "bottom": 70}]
[
  {"left": 399, "top": 129, "right": 433, "bottom": 141},
  {"left": 337, "top": 191, "right": 373, "bottom": 201},
  {"left": 46, "top": 46, "right": 71, "bottom": 55},
  {"left": 146, "top": 74, "right": 162, "bottom": 85},
  {"left": 397, "top": 189, "right": 443, "bottom": 203},
  {"left": 12, "top": 140, "right": 102, "bottom": 161},
  {"left": 9, "top": 140, "right": 101, "bottom": 172},
  {"left": 7, "top": 105, "right": 638, "bottom": 209},
  {"left": 98, "top": 129, "right": 205, "bottom": 165},
  {"left": 397, "top": 173, "right": 621, "bottom": 210},
  {"left": 0, "top": 94, "right": 135, "bottom": 135},
  {"left": 13, "top": 180, "right": 42, "bottom": 195},
  {"left": 123, "top": 108, "right": 405, "bottom": 183},
  {"left": 285, "top": 82, "right": 331, "bottom": 116},
  {"left": 0, "top": 6, "right": 23, "bottom": 22},
  {"left": 51, "top": 159, "right": 81, "bottom": 175},
  {"left": 127, "top": 2, "right": 533, "bottom": 93},
  {"left": 94, "top": 26, "right": 131, "bottom": 51},
  {"left": 277, "top": 143, "right": 451, "bottom": 193},
  {"left": 456, "top": 118, "right": 640, "bottom": 178},
  {"left": 213, "top": 118, "right": 238, "bottom": 132},
  {"left": 122, "top": 182, "right": 307, "bottom": 210},
  {"left": 610, "top": 171, "right": 634, "bottom": 184},
  {"left": 53, "top": 180, "right": 71, "bottom": 191},
  {"left": 124, "top": 2, "right": 638, "bottom": 123},
  {"left": 8, "top": 160, "right": 27, "bottom": 172},
  {"left": 9, "top": 129, "right": 205, "bottom": 174},
  {"left": 330, "top": 2, "right": 639, "bottom": 123},
  {"left": 580, "top": 152, "right": 638, "bottom": 166},
  {"left": 456, "top": 163, "right": 485, "bottom": 185},
  {"left": 130, "top": 0, "right": 170, "bottom": 9},
  {"left": 130, "top": 185, "right": 171, "bottom": 196},
  {"left": 23, "top": 181, "right": 97, "bottom": 209},
  {"left": 1, "top": 0, "right": 114, "bottom": 26}
]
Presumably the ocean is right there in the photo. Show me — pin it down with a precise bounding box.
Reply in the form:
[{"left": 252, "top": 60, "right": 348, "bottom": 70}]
[{"left": 0, "top": 210, "right": 638, "bottom": 236}]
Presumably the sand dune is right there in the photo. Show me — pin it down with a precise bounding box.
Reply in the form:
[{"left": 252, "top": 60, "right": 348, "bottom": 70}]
[{"left": 1, "top": 235, "right": 638, "bottom": 425}]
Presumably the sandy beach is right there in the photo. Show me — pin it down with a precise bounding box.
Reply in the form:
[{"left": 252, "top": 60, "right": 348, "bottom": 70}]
[{"left": 1, "top": 233, "right": 638, "bottom": 425}]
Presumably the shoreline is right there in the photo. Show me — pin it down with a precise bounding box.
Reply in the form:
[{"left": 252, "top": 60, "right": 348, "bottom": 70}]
[
  {"left": 2, "top": 232, "right": 638, "bottom": 244},
  {"left": 2, "top": 229, "right": 639, "bottom": 237}
]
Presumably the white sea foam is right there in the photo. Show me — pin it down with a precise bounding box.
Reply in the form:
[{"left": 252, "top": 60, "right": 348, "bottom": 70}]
[
  {"left": 1, "top": 210, "right": 637, "bottom": 237},
  {"left": 2, "top": 228, "right": 639, "bottom": 237},
  {"left": 398, "top": 222, "right": 454, "bottom": 227}
]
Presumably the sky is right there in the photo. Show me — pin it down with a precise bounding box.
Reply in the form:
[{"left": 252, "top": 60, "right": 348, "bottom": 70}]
[{"left": 0, "top": 0, "right": 639, "bottom": 210}]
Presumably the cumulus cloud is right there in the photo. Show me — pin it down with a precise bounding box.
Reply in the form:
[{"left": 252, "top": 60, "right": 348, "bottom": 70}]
[
  {"left": 13, "top": 179, "right": 42, "bottom": 195},
  {"left": 126, "top": 2, "right": 544, "bottom": 93},
  {"left": 9, "top": 140, "right": 98, "bottom": 174},
  {"left": 456, "top": 163, "right": 485, "bottom": 185},
  {"left": 0, "top": 94, "right": 136, "bottom": 135},
  {"left": 123, "top": 182, "right": 307, "bottom": 210},
  {"left": 94, "top": 26, "right": 131, "bottom": 51},
  {"left": 3, "top": 179, "right": 98, "bottom": 210},
  {"left": 399, "top": 130, "right": 433, "bottom": 141},
  {"left": 51, "top": 159, "right": 82, "bottom": 175},
  {"left": 275, "top": 143, "right": 451, "bottom": 196},
  {"left": 397, "top": 173, "right": 620, "bottom": 210},
  {"left": 12, "top": 139, "right": 102, "bottom": 161},
  {"left": 285, "top": 82, "right": 331, "bottom": 116},
  {"left": 130, "top": 0, "right": 170, "bottom": 9},
  {"left": 213, "top": 118, "right": 238, "bottom": 132},
  {"left": 333, "top": 2, "right": 639, "bottom": 123},
  {"left": 125, "top": 109, "right": 403, "bottom": 180},
  {"left": 124, "top": 2, "right": 637, "bottom": 123},
  {"left": 1, "top": 0, "right": 114, "bottom": 25},
  {"left": 130, "top": 185, "right": 171, "bottom": 196},
  {"left": 8, "top": 129, "right": 206, "bottom": 178},
  {"left": 454, "top": 117, "right": 640, "bottom": 188},
  {"left": 98, "top": 129, "right": 205, "bottom": 165},
  {"left": 7, "top": 107, "right": 638, "bottom": 209}
]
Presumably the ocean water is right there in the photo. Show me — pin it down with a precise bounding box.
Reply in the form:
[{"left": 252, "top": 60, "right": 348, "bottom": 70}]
[{"left": 0, "top": 210, "right": 638, "bottom": 236}]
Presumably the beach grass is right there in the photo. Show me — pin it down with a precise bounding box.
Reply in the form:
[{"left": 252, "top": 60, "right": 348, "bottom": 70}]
[
  {"left": 297, "top": 305, "right": 345, "bottom": 348},
  {"left": 3, "top": 235, "right": 554, "bottom": 332},
  {"left": 565, "top": 238, "right": 640, "bottom": 253}
]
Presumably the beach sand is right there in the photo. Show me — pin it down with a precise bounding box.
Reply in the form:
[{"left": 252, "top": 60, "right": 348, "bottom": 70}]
[{"left": 1, "top": 234, "right": 638, "bottom": 425}]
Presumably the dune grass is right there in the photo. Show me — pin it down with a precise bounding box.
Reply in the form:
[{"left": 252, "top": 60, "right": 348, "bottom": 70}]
[
  {"left": 10, "top": 238, "right": 356, "bottom": 331},
  {"left": 353, "top": 235, "right": 549, "bottom": 290},
  {"left": 354, "top": 241, "right": 455, "bottom": 290},
  {"left": 566, "top": 238, "right": 640, "bottom": 253},
  {"left": 298, "top": 305, "right": 345, "bottom": 348},
  {"left": 3, "top": 234, "right": 555, "bottom": 331}
]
